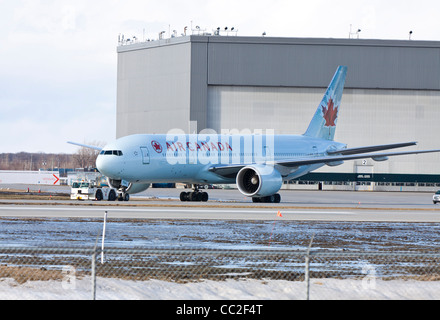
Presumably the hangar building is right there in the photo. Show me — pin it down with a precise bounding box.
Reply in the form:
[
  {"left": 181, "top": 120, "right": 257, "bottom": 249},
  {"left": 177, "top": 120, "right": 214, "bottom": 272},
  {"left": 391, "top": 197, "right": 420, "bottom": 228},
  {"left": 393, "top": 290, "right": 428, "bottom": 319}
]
[{"left": 116, "top": 35, "right": 440, "bottom": 191}]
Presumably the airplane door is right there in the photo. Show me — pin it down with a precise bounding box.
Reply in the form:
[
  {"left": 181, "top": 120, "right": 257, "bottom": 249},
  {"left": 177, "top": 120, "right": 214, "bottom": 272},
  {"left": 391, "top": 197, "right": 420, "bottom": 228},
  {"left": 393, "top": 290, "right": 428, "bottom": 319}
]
[{"left": 140, "top": 147, "right": 150, "bottom": 164}]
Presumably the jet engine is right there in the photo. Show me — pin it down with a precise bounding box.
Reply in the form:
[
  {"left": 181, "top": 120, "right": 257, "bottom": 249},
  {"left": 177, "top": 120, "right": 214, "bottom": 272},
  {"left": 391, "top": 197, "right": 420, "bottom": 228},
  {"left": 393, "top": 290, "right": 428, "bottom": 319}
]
[{"left": 236, "top": 165, "right": 282, "bottom": 197}]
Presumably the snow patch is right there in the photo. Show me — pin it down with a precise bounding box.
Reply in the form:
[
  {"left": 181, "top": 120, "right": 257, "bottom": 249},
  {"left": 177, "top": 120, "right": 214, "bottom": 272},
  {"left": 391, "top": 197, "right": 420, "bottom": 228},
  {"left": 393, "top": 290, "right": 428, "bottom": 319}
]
[{"left": 1, "top": 277, "right": 439, "bottom": 300}]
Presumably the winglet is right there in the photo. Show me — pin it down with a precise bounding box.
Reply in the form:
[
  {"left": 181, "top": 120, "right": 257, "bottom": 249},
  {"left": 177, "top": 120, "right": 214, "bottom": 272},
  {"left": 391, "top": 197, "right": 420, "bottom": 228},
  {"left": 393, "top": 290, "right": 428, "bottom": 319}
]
[{"left": 304, "top": 66, "right": 347, "bottom": 141}]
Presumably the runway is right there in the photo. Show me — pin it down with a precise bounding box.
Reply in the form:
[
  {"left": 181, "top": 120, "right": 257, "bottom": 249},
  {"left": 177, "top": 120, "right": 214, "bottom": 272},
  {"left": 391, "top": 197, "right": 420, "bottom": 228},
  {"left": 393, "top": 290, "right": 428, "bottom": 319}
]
[
  {"left": 0, "top": 188, "right": 439, "bottom": 222},
  {"left": 0, "top": 203, "right": 439, "bottom": 222}
]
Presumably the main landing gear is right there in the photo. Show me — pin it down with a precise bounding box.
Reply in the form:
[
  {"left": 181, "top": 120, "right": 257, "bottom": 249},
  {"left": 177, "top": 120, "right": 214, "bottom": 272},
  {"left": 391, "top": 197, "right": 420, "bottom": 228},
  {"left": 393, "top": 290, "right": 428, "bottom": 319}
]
[
  {"left": 252, "top": 193, "right": 281, "bottom": 203},
  {"left": 180, "top": 185, "right": 209, "bottom": 202}
]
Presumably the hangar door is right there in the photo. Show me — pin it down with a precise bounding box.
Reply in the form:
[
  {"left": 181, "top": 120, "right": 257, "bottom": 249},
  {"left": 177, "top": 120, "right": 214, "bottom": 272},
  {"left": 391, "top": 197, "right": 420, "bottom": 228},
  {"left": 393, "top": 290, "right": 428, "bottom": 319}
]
[{"left": 206, "top": 85, "right": 321, "bottom": 135}]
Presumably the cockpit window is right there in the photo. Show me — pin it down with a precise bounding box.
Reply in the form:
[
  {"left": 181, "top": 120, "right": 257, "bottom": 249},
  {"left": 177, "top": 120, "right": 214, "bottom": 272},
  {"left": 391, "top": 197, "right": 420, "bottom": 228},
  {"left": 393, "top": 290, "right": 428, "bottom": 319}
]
[{"left": 100, "top": 150, "right": 123, "bottom": 156}]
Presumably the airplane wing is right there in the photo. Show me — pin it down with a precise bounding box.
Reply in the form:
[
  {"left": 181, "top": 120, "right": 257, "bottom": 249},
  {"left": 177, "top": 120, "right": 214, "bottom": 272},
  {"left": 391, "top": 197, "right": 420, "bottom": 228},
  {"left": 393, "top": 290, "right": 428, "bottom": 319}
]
[
  {"left": 209, "top": 143, "right": 440, "bottom": 177},
  {"left": 327, "top": 142, "right": 417, "bottom": 155},
  {"left": 209, "top": 164, "right": 246, "bottom": 178},
  {"left": 275, "top": 148, "right": 440, "bottom": 168},
  {"left": 67, "top": 141, "right": 103, "bottom": 151}
]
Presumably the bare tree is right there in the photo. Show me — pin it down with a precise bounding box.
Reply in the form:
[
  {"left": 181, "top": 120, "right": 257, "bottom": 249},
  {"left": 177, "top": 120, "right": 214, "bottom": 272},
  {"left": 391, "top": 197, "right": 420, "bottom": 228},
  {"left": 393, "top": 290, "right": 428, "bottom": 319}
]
[
  {"left": 72, "top": 141, "right": 105, "bottom": 169},
  {"left": 0, "top": 152, "right": 77, "bottom": 171}
]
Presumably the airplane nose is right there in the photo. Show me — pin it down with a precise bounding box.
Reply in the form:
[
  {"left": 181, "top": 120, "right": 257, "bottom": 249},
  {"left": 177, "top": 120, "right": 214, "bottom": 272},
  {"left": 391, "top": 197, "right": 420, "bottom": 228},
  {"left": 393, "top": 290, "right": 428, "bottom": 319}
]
[
  {"left": 96, "top": 154, "right": 111, "bottom": 177},
  {"left": 96, "top": 153, "right": 122, "bottom": 179}
]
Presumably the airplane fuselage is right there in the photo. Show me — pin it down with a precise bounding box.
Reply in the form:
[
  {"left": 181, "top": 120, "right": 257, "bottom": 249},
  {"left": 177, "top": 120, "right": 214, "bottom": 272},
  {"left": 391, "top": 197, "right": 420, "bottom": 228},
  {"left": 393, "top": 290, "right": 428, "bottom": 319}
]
[{"left": 96, "top": 133, "right": 346, "bottom": 185}]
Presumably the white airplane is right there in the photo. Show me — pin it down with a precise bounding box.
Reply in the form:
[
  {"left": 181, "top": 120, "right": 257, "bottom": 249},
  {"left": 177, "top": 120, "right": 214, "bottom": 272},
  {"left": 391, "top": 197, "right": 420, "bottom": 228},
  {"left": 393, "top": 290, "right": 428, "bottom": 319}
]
[{"left": 69, "top": 66, "right": 440, "bottom": 203}]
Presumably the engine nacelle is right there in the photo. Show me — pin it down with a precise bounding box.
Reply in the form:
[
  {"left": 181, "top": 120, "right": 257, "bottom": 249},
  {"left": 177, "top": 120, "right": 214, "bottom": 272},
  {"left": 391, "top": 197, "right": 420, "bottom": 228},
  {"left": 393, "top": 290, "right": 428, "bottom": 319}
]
[{"left": 236, "top": 165, "right": 282, "bottom": 197}]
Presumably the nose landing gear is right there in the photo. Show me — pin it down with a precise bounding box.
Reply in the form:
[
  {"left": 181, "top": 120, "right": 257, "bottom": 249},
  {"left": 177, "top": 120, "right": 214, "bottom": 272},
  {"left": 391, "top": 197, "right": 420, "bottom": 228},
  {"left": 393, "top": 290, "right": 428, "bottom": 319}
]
[
  {"left": 180, "top": 185, "right": 209, "bottom": 202},
  {"left": 118, "top": 191, "right": 130, "bottom": 202}
]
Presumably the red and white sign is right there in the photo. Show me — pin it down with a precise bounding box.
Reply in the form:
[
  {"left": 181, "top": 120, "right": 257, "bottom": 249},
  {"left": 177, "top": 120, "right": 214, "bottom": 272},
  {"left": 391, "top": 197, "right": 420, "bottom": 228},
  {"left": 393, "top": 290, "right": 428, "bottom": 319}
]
[{"left": 0, "top": 171, "right": 61, "bottom": 185}]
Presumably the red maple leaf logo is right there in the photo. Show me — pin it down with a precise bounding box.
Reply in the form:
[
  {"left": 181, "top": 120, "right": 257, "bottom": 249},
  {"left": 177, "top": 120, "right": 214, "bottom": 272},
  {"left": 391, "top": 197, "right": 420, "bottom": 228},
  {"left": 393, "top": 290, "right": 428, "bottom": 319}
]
[
  {"left": 151, "top": 141, "right": 163, "bottom": 153},
  {"left": 321, "top": 98, "right": 338, "bottom": 127}
]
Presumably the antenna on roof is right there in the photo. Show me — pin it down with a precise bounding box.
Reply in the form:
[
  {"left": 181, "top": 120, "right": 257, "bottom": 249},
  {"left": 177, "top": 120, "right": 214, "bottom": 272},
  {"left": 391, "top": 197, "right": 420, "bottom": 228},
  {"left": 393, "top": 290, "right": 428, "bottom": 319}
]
[{"left": 349, "top": 24, "right": 362, "bottom": 39}]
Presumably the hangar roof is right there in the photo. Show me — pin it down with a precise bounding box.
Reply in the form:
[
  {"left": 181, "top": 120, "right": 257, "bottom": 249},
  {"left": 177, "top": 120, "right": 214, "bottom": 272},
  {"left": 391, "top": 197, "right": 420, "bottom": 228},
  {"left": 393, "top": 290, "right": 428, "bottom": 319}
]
[{"left": 118, "top": 36, "right": 440, "bottom": 91}]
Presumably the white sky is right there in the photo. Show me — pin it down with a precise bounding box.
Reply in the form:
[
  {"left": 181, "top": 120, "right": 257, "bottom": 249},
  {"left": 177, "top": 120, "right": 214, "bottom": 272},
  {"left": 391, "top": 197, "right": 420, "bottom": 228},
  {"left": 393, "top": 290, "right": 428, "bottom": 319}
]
[{"left": 1, "top": 0, "right": 440, "bottom": 153}]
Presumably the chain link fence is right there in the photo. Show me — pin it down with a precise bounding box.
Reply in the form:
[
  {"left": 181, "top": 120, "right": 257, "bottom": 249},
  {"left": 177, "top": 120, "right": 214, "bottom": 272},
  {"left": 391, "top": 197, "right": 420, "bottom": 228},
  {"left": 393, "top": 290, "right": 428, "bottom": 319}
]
[{"left": 0, "top": 246, "right": 439, "bottom": 299}]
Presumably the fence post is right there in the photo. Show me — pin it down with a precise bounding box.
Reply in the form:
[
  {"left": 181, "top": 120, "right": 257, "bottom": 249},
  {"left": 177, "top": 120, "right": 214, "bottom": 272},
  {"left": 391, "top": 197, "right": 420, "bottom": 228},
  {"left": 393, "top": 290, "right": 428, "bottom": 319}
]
[
  {"left": 101, "top": 211, "right": 108, "bottom": 264},
  {"left": 91, "top": 233, "right": 100, "bottom": 300},
  {"left": 305, "top": 233, "right": 315, "bottom": 300},
  {"left": 305, "top": 255, "right": 310, "bottom": 300},
  {"left": 91, "top": 250, "right": 96, "bottom": 300}
]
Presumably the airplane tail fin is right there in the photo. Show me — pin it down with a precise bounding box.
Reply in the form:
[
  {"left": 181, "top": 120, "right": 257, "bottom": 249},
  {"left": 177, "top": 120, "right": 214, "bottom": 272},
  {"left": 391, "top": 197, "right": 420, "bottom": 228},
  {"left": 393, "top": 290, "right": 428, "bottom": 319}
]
[{"left": 304, "top": 66, "right": 347, "bottom": 141}]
